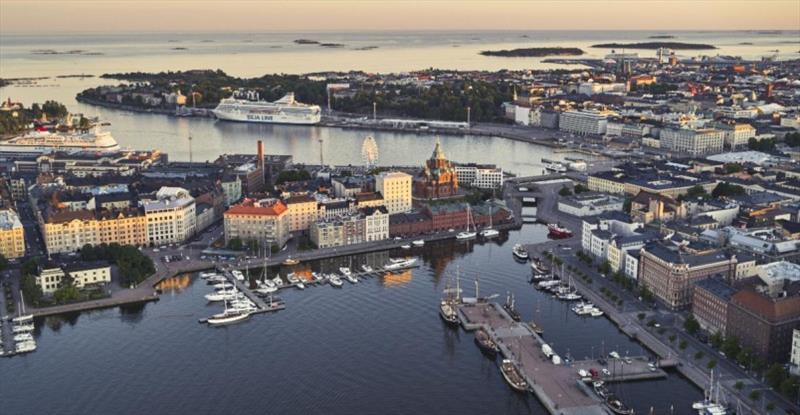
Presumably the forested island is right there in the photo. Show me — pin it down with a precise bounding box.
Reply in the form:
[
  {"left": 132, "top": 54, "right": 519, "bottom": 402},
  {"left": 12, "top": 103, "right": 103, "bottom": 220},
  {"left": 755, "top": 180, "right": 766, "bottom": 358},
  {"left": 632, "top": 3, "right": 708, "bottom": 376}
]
[
  {"left": 480, "top": 47, "right": 584, "bottom": 57},
  {"left": 0, "top": 100, "right": 69, "bottom": 135},
  {"left": 591, "top": 42, "right": 716, "bottom": 50},
  {"left": 78, "top": 69, "right": 514, "bottom": 122}
]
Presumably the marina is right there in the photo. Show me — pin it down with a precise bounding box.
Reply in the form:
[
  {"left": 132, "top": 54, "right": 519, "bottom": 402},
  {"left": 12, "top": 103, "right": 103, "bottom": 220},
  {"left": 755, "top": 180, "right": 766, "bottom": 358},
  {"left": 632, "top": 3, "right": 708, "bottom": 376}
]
[{"left": 457, "top": 301, "right": 668, "bottom": 415}]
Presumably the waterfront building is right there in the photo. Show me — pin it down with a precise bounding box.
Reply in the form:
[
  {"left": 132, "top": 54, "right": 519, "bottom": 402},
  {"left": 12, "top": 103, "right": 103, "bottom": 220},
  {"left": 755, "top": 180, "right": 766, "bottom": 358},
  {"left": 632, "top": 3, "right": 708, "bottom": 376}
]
[
  {"left": 36, "top": 261, "right": 112, "bottom": 295},
  {"left": 692, "top": 276, "right": 737, "bottom": 336},
  {"left": 220, "top": 174, "right": 242, "bottom": 206},
  {"left": 660, "top": 127, "right": 725, "bottom": 156},
  {"left": 375, "top": 171, "right": 412, "bottom": 214},
  {"left": 142, "top": 187, "right": 196, "bottom": 246},
  {"left": 41, "top": 208, "right": 148, "bottom": 254},
  {"left": 0, "top": 209, "right": 25, "bottom": 259},
  {"left": 638, "top": 243, "right": 737, "bottom": 310},
  {"left": 558, "top": 110, "right": 609, "bottom": 136},
  {"left": 363, "top": 206, "right": 390, "bottom": 242},
  {"left": 414, "top": 140, "right": 460, "bottom": 199},
  {"left": 285, "top": 193, "right": 319, "bottom": 233},
  {"left": 224, "top": 198, "right": 290, "bottom": 248},
  {"left": 791, "top": 330, "right": 800, "bottom": 376},
  {"left": 727, "top": 281, "right": 800, "bottom": 363},
  {"left": 309, "top": 206, "right": 389, "bottom": 248},
  {"left": 581, "top": 211, "right": 643, "bottom": 254},
  {"left": 454, "top": 164, "right": 504, "bottom": 189}
]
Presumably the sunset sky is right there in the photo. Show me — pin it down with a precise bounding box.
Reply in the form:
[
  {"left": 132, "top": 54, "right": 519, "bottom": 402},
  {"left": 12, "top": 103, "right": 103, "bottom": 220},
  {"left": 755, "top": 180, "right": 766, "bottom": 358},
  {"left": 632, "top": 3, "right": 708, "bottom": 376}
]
[{"left": 1, "top": 0, "right": 799, "bottom": 34}]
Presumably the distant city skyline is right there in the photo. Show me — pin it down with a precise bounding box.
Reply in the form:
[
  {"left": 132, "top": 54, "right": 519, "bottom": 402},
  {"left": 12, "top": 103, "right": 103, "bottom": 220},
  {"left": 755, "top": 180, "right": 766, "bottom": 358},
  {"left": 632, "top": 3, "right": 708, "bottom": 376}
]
[{"left": 1, "top": 0, "right": 799, "bottom": 34}]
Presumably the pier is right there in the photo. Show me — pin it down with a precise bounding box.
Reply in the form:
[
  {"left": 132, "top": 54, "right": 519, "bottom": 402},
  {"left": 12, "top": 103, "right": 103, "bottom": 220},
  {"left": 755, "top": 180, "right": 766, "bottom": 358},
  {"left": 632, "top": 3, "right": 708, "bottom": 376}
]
[{"left": 458, "top": 301, "right": 666, "bottom": 415}]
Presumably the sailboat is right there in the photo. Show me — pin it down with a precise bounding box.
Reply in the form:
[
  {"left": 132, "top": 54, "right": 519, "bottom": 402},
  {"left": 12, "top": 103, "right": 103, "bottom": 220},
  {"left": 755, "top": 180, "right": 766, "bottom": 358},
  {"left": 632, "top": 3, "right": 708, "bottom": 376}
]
[
  {"left": 479, "top": 198, "right": 500, "bottom": 239},
  {"left": 13, "top": 290, "right": 33, "bottom": 325},
  {"left": 692, "top": 370, "right": 728, "bottom": 414},
  {"left": 439, "top": 270, "right": 461, "bottom": 326},
  {"left": 207, "top": 297, "right": 251, "bottom": 326},
  {"left": 503, "top": 292, "right": 522, "bottom": 321},
  {"left": 456, "top": 205, "right": 477, "bottom": 240},
  {"left": 527, "top": 301, "right": 544, "bottom": 335},
  {"left": 255, "top": 258, "right": 277, "bottom": 295}
]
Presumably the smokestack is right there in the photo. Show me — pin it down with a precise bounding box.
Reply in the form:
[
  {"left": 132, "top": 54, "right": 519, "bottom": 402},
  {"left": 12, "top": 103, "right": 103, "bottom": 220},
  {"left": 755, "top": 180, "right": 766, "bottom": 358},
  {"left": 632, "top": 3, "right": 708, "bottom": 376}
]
[{"left": 257, "top": 140, "right": 265, "bottom": 172}]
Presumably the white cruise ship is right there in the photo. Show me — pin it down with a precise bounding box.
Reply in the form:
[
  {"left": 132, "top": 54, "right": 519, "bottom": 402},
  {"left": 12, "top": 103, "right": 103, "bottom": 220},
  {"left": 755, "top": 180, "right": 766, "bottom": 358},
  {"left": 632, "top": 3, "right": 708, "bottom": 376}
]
[
  {"left": 0, "top": 128, "right": 120, "bottom": 156},
  {"left": 212, "top": 93, "right": 321, "bottom": 125}
]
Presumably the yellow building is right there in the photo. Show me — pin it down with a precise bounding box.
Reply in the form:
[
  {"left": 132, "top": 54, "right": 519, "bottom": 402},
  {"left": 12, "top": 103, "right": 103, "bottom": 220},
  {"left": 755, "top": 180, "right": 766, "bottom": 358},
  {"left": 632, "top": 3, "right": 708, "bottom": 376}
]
[
  {"left": 285, "top": 194, "right": 319, "bottom": 233},
  {"left": 355, "top": 192, "right": 385, "bottom": 209},
  {"left": 0, "top": 209, "right": 25, "bottom": 259},
  {"left": 42, "top": 208, "right": 147, "bottom": 254},
  {"left": 587, "top": 175, "right": 625, "bottom": 194},
  {"left": 375, "top": 171, "right": 412, "bottom": 214}
]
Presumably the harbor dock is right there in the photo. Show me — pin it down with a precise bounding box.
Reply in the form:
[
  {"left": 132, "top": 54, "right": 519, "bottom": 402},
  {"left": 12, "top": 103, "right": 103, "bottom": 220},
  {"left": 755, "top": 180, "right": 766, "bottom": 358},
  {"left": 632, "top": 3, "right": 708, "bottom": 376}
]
[{"left": 458, "top": 301, "right": 666, "bottom": 415}]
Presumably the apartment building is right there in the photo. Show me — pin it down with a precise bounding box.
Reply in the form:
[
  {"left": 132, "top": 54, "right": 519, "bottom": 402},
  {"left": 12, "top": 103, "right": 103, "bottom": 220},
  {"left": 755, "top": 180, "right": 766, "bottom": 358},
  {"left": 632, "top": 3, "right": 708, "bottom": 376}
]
[
  {"left": 224, "top": 198, "right": 290, "bottom": 248},
  {"left": 142, "top": 187, "right": 196, "bottom": 246},
  {"left": 42, "top": 208, "right": 148, "bottom": 254},
  {"left": 375, "top": 171, "right": 412, "bottom": 214},
  {"left": 455, "top": 164, "right": 504, "bottom": 189},
  {"left": 0, "top": 209, "right": 25, "bottom": 259},
  {"left": 285, "top": 193, "right": 319, "bottom": 233},
  {"left": 559, "top": 110, "right": 609, "bottom": 136},
  {"left": 660, "top": 127, "right": 725, "bottom": 156}
]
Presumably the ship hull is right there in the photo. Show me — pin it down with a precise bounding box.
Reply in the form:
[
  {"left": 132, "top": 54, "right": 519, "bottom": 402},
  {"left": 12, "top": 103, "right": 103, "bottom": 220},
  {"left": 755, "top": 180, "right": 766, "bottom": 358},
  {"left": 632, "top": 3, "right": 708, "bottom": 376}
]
[{"left": 213, "top": 109, "right": 321, "bottom": 125}]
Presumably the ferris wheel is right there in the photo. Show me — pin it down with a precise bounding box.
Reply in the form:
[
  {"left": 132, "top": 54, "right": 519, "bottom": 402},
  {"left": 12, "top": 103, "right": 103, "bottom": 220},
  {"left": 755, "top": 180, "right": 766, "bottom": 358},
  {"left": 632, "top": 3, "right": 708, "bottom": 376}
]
[{"left": 361, "top": 135, "right": 379, "bottom": 168}]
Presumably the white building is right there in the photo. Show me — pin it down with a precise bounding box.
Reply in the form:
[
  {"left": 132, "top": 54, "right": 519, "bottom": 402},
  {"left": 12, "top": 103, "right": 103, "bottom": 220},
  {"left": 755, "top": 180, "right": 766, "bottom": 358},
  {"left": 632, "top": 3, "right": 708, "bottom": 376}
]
[
  {"left": 577, "top": 82, "right": 627, "bottom": 96},
  {"left": 455, "top": 165, "right": 503, "bottom": 189},
  {"left": 718, "top": 123, "right": 757, "bottom": 150},
  {"left": 221, "top": 175, "right": 242, "bottom": 206},
  {"left": 559, "top": 110, "right": 609, "bottom": 136},
  {"left": 142, "top": 187, "right": 196, "bottom": 246},
  {"left": 375, "top": 171, "right": 412, "bottom": 214},
  {"left": 660, "top": 127, "right": 725, "bottom": 156},
  {"left": 514, "top": 105, "right": 531, "bottom": 126},
  {"left": 791, "top": 329, "right": 800, "bottom": 376},
  {"left": 36, "top": 261, "right": 112, "bottom": 295},
  {"left": 558, "top": 193, "right": 625, "bottom": 217},
  {"left": 363, "top": 206, "right": 390, "bottom": 242},
  {"left": 756, "top": 261, "right": 800, "bottom": 297}
]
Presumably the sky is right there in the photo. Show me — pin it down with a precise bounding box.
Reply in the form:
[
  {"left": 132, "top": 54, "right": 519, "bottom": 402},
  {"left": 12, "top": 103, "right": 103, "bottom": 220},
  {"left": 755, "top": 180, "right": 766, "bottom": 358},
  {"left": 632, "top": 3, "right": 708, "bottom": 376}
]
[{"left": 1, "top": 0, "right": 799, "bottom": 34}]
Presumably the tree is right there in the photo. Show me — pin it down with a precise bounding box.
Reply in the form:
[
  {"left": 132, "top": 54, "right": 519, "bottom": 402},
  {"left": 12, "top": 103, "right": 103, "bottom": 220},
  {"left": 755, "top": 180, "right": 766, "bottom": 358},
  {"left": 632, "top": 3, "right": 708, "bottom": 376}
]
[
  {"left": 766, "top": 363, "right": 787, "bottom": 389},
  {"left": 707, "top": 359, "right": 717, "bottom": 369},
  {"left": 748, "top": 137, "right": 775, "bottom": 152},
  {"left": 723, "top": 163, "right": 743, "bottom": 174},
  {"left": 710, "top": 331, "right": 724, "bottom": 349},
  {"left": 734, "top": 381, "right": 744, "bottom": 390},
  {"left": 227, "top": 238, "right": 243, "bottom": 251},
  {"left": 20, "top": 274, "right": 43, "bottom": 306},
  {"left": 53, "top": 275, "right": 81, "bottom": 304},
  {"left": 736, "top": 348, "right": 752, "bottom": 368},
  {"left": 21, "top": 257, "right": 39, "bottom": 277},
  {"left": 0, "top": 253, "right": 7, "bottom": 271},
  {"left": 712, "top": 182, "right": 745, "bottom": 198},
  {"left": 749, "top": 390, "right": 761, "bottom": 402},
  {"left": 574, "top": 183, "right": 589, "bottom": 193},
  {"left": 558, "top": 186, "right": 572, "bottom": 197},
  {"left": 785, "top": 131, "right": 800, "bottom": 147},
  {"left": 686, "top": 185, "right": 708, "bottom": 200},
  {"left": 722, "top": 336, "right": 741, "bottom": 358},
  {"left": 684, "top": 315, "right": 700, "bottom": 335},
  {"left": 679, "top": 340, "right": 688, "bottom": 350}
]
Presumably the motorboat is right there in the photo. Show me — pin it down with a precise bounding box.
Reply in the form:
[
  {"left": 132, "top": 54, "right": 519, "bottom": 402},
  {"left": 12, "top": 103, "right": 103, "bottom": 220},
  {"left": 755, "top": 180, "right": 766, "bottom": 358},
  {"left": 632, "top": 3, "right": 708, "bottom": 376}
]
[
  {"left": 282, "top": 257, "right": 300, "bottom": 266},
  {"left": 400, "top": 244, "right": 411, "bottom": 249},
  {"left": 15, "top": 341, "right": 37, "bottom": 353},
  {"left": 199, "top": 271, "right": 219, "bottom": 279},
  {"left": 361, "top": 265, "right": 373, "bottom": 273},
  {"left": 608, "top": 351, "right": 621, "bottom": 360},
  {"left": 272, "top": 276, "right": 284, "bottom": 287},
  {"left": 212, "top": 282, "right": 234, "bottom": 290},
  {"left": 412, "top": 239, "right": 425, "bottom": 247},
  {"left": 328, "top": 275, "right": 344, "bottom": 288},
  {"left": 13, "top": 333, "right": 33, "bottom": 343},
  {"left": 512, "top": 244, "right": 529, "bottom": 261},
  {"left": 500, "top": 359, "right": 528, "bottom": 392},
  {"left": 456, "top": 231, "right": 477, "bottom": 240},
  {"left": 231, "top": 270, "right": 245, "bottom": 281},
  {"left": 339, "top": 267, "right": 352, "bottom": 277},
  {"left": 12, "top": 314, "right": 33, "bottom": 325},
  {"left": 205, "top": 275, "right": 227, "bottom": 284},
  {"left": 384, "top": 257, "right": 417, "bottom": 271},
  {"left": 473, "top": 328, "right": 499, "bottom": 356},
  {"left": 205, "top": 289, "right": 238, "bottom": 302},
  {"left": 479, "top": 228, "right": 500, "bottom": 239},
  {"left": 12, "top": 324, "right": 34, "bottom": 333},
  {"left": 605, "top": 395, "right": 634, "bottom": 415},
  {"left": 296, "top": 281, "right": 305, "bottom": 290},
  {"left": 439, "top": 299, "right": 459, "bottom": 326},
  {"left": 547, "top": 223, "right": 573, "bottom": 239},
  {"left": 287, "top": 273, "right": 300, "bottom": 285},
  {"left": 530, "top": 261, "right": 550, "bottom": 275}
]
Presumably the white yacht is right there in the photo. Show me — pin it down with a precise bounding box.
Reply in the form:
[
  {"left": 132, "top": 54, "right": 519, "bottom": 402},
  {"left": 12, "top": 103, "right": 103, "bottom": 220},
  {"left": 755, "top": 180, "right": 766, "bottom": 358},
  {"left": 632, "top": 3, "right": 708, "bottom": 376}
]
[
  {"left": 384, "top": 257, "right": 418, "bottom": 271},
  {"left": 456, "top": 205, "right": 477, "bottom": 240},
  {"left": 328, "top": 274, "right": 344, "bottom": 288},
  {"left": 412, "top": 239, "right": 425, "bottom": 247},
  {"left": 213, "top": 92, "right": 321, "bottom": 125}
]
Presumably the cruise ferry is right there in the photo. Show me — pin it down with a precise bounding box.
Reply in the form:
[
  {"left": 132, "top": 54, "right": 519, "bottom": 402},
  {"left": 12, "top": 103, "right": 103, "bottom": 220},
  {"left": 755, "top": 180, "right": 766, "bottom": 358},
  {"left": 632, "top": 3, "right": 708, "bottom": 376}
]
[
  {"left": 0, "top": 128, "right": 120, "bottom": 156},
  {"left": 212, "top": 93, "right": 321, "bottom": 125}
]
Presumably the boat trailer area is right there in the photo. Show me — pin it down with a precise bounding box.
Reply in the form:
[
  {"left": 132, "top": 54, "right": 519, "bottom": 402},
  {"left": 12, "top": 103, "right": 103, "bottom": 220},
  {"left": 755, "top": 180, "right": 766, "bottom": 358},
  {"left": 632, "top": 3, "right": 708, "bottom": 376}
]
[{"left": 458, "top": 301, "right": 667, "bottom": 415}]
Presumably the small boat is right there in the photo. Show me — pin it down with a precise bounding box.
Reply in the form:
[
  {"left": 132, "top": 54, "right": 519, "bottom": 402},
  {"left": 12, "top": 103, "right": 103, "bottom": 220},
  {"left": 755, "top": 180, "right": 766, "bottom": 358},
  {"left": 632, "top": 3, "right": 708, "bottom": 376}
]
[
  {"left": 439, "top": 300, "right": 459, "bottom": 326},
  {"left": 500, "top": 359, "right": 528, "bottom": 392},
  {"left": 212, "top": 282, "right": 234, "bottom": 290},
  {"left": 339, "top": 267, "right": 352, "bottom": 277},
  {"left": 14, "top": 333, "right": 33, "bottom": 343},
  {"left": 231, "top": 270, "right": 245, "bottom": 281},
  {"left": 480, "top": 228, "right": 499, "bottom": 239},
  {"left": 15, "top": 341, "right": 37, "bottom": 353},
  {"left": 530, "top": 261, "right": 550, "bottom": 275},
  {"left": 512, "top": 244, "right": 529, "bottom": 261},
  {"left": 207, "top": 309, "right": 251, "bottom": 326},
  {"left": 12, "top": 314, "right": 33, "bottom": 325},
  {"left": 605, "top": 395, "right": 634, "bottom": 415},
  {"left": 527, "top": 321, "right": 544, "bottom": 335},
  {"left": 272, "top": 276, "right": 284, "bottom": 287},
  {"left": 328, "top": 275, "right": 344, "bottom": 287},
  {"left": 412, "top": 239, "right": 425, "bottom": 247},
  {"left": 590, "top": 309, "right": 604, "bottom": 317},
  {"left": 547, "top": 223, "right": 573, "bottom": 239},
  {"left": 608, "top": 351, "right": 621, "bottom": 360},
  {"left": 593, "top": 381, "right": 609, "bottom": 399},
  {"left": 205, "top": 275, "right": 227, "bottom": 283},
  {"left": 13, "top": 324, "right": 34, "bottom": 333},
  {"left": 286, "top": 273, "right": 300, "bottom": 284},
  {"left": 282, "top": 257, "right": 300, "bottom": 266},
  {"left": 457, "top": 206, "right": 478, "bottom": 240},
  {"left": 296, "top": 281, "right": 305, "bottom": 290},
  {"left": 400, "top": 244, "right": 411, "bottom": 249},
  {"left": 205, "top": 288, "right": 238, "bottom": 302},
  {"left": 199, "top": 271, "right": 219, "bottom": 279},
  {"left": 361, "top": 265, "right": 373, "bottom": 273},
  {"left": 474, "top": 328, "right": 499, "bottom": 356}
]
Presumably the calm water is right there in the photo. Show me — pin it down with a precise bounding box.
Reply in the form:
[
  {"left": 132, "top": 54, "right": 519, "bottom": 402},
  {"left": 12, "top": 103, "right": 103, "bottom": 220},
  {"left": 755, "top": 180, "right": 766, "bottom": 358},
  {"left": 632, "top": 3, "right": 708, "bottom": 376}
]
[
  {"left": 0, "top": 223, "right": 703, "bottom": 414},
  {"left": 0, "top": 76, "right": 562, "bottom": 174},
  {"left": 1, "top": 30, "right": 799, "bottom": 78}
]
